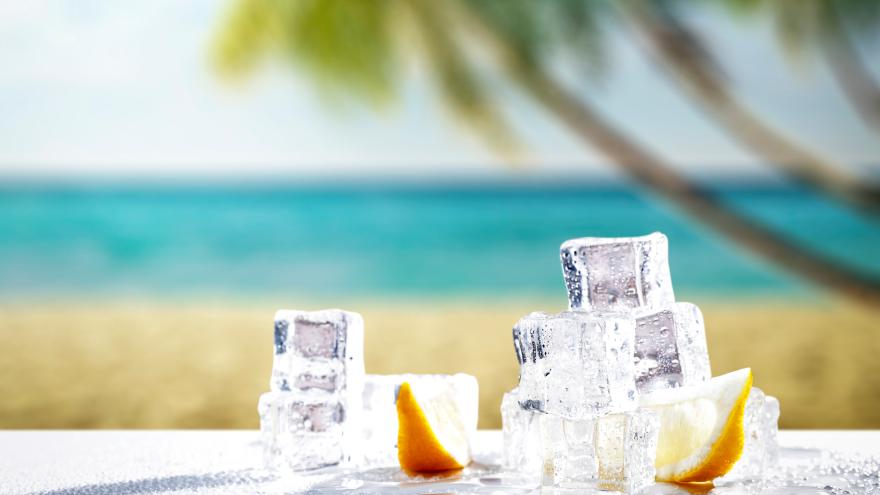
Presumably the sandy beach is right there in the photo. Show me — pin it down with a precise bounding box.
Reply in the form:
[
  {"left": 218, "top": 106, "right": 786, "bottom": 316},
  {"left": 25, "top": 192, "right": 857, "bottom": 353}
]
[{"left": 1, "top": 298, "right": 877, "bottom": 430}]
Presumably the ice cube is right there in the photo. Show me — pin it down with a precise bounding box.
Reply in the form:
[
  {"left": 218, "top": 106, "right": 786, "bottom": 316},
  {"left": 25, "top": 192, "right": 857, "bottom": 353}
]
[
  {"left": 501, "top": 388, "right": 541, "bottom": 474},
  {"left": 258, "top": 391, "right": 346, "bottom": 471},
  {"left": 541, "top": 408, "right": 659, "bottom": 493},
  {"left": 540, "top": 415, "right": 597, "bottom": 488},
  {"left": 763, "top": 395, "right": 780, "bottom": 467},
  {"left": 271, "top": 309, "right": 365, "bottom": 397},
  {"left": 633, "top": 302, "right": 711, "bottom": 393},
  {"left": 596, "top": 409, "right": 659, "bottom": 493},
  {"left": 560, "top": 233, "right": 675, "bottom": 312},
  {"left": 514, "top": 311, "right": 638, "bottom": 419},
  {"left": 361, "top": 373, "right": 478, "bottom": 467},
  {"left": 268, "top": 309, "right": 365, "bottom": 467},
  {"left": 720, "top": 387, "right": 780, "bottom": 481}
]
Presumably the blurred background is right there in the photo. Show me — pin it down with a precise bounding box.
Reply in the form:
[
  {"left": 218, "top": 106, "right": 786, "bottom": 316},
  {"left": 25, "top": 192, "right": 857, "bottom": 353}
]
[{"left": 0, "top": 0, "right": 878, "bottom": 430}]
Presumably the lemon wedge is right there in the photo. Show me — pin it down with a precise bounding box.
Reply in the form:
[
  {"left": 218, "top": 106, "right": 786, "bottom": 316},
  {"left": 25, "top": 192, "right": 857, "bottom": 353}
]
[
  {"left": 396, "top": 381, "right": 471, "bottom": 472},
  {"left": 640, "top": 368, "right": 753, "bottom": 482}
]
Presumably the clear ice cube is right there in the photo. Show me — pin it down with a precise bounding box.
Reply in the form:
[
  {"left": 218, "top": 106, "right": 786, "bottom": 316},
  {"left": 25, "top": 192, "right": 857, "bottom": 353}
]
[
  {"left": 500, "top": 388, "right": 542, "bottom": 474},
  {"left": 271, "top": 309, "right": 365, "bottom": 397},
  {"left": 258, "top": 391, "right": 345, "bottom": 471},
  {"left": 540, "top": 415, "right": 597, "bottom": 488},
  {"left": 720, "top": 387, "right": 780, "bottom": 481},
  {"left": 361, "top": 373, "right": 478, "bottom": 467},
  {"left": 764, "top": 395, "right": 780, "bottom": 466},
  {"left": 541, "top": 408, "right": 659, "bottom": 493},
  {"left": 514, "top": 311, "right": 637, "bottom": 419},
  {"left": 267, "top": 309, "right": 365, "bottom": 469},
  {"left": 560, "top": 232, "right": 675, "bottom": 312},
  {"left": 633, "top": 302, "right": 711, "bottom": 393}
]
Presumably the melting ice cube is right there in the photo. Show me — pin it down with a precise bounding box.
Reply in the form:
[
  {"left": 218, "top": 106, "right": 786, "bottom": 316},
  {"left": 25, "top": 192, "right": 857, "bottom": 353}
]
[
  {"left": 500, "top": 388, "right": 542, "bottom": 474},
  {"left": 540, "top": 408, "right": 659, "bottom": 492},
  {"left": 258, "top": 392, "right": 346, "bottom": 471},
  {"left": 272, "top": 309, "right": 364, "bottom": 396},
  {"left": 513, "top": 311, "right": 638, "bottom": 419},
  {"left": 633, "top": 302, "right": 711, "bottom": 393},
  {"left": 560, "top": 232, "right": 674, "bottom": 313}
]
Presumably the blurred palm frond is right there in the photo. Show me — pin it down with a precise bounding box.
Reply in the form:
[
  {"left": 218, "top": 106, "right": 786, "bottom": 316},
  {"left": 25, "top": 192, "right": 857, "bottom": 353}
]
[{"left": 214, "top": 0, "right": 398, "bottom": 106}]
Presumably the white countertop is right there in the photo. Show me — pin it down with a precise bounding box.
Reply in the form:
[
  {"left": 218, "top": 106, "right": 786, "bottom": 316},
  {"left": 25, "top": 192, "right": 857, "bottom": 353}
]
[{"left": 0, "top": 430, "right": 877, "bottom": 494}]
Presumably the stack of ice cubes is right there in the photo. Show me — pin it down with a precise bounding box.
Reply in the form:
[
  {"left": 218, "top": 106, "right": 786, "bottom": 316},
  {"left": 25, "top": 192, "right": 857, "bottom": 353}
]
[
  {"left": 502, "top": 232, "right": 780, "bottom": 490},
  {"left": 259, "top": 309, "right": 481, "bottom": 472},
  {"left": 260, "top": 309, "right": 365, "bottom": 471}
]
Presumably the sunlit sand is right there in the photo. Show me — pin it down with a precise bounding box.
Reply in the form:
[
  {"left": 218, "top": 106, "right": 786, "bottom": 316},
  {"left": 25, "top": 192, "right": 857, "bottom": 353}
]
[{"left": 0, "top": 299, "right": 877, "bottom": 429}]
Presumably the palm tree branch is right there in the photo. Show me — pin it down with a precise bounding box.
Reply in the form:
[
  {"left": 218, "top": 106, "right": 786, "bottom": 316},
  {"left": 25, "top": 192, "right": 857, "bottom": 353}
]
[
  {"left": 619, "top": 0, "right": 879, "bottom": 210},
  {"left": 452, "top": 0, "right": 880, "bottom": 305},
  {"left": 405, "top": 1, "right": 524, "bottom": 159}
]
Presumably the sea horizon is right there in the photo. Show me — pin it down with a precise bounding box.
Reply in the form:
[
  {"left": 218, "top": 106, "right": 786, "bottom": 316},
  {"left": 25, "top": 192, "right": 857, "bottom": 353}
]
[{"left": 1, "top": 180, "right": 876, "bottom": 300}]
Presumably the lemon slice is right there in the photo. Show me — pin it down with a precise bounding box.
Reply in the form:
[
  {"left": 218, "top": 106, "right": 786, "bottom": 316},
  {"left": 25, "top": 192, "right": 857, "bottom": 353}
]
[
  {"left": 396, "top": 381, "right": 471, "bottom": 472},
  {"left": 640, "top": 368, "right": 753, "bottom": 482}
]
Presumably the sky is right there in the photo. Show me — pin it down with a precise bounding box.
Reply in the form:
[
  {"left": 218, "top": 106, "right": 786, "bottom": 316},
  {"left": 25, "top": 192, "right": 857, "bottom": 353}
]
[{"left": 0, "top": 0, "right": 878, "bottom": 181}]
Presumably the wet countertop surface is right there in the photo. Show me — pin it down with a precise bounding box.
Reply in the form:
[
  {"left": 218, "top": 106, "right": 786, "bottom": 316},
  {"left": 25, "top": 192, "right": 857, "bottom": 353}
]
[{"left": 1, "top": 430, "right": 878, "bottom": 494}]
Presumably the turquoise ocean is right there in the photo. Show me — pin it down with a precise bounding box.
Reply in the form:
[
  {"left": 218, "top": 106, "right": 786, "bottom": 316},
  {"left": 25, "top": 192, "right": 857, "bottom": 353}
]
[{"left": 1, "top": 182, "right": 877, "bottom": 300}]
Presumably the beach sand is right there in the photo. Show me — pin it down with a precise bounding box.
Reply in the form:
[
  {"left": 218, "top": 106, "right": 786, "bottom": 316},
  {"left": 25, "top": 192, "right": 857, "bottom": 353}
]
[{"left": 1, "top": 299, "right": 877, "bottom": 429}]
